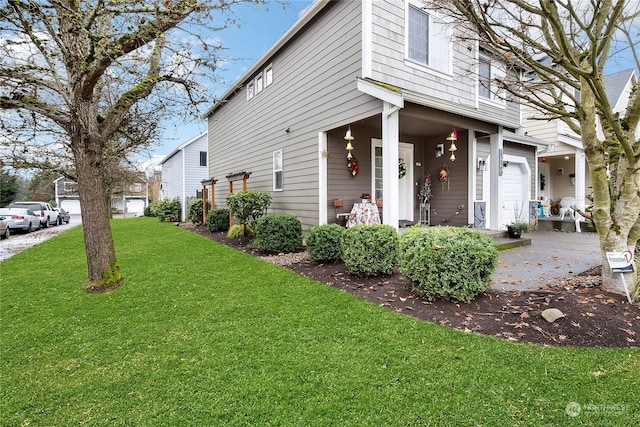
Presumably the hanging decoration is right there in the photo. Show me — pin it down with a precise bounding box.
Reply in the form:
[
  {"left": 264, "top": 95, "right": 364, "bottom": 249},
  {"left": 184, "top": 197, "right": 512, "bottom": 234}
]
[
  {"left": 347, "top": 156, "right": 359, "bottom": 177},
  {"left": 438, "top": 165, "right": 450, "bottom": 191},
  {"left": 398, "top": 158, "right": 407, "bottom": 179},
  {"left": 418, "top": 174, "right": 433, "bottom": 203},
  {"left": 447, "top": 128, "right": 458, "bottom": 161},
  {"left": 345, "top": 126, "right": 355, "bottom": 160}
]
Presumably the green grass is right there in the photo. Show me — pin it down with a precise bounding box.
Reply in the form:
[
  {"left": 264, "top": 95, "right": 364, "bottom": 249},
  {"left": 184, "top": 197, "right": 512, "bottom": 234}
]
[{"left": 1, "top": 217, "right": 638, "bottom": 426}]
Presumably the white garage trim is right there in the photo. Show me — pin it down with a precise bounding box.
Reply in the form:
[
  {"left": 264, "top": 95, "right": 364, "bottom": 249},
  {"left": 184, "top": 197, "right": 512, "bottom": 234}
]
[{"left": 60, "top": 199, "right": 81, "bottom": 214}]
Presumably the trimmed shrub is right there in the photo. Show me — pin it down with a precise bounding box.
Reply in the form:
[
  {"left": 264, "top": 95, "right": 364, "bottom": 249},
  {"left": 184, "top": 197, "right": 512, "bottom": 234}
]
[
  {"left": 306, "top": 224, "right": 344, "bottom": 263},
  {"left": 150, "top": 198, "right": 181, "bottom": 222},
  {"left": 187, "top": 199, "right": 211, "bottom": 224},
  {"left": 253, "top": 214, "right": 302, "bottom": 253},
  {"left": 399, "top": 226, "right": 498, "bottom": 302},
  {"left": 143, "top": 206, "right": 156, "bottom": 217},
  {"left": 207, "top": 208, "right": 230, "bottom": 232},
  {"left": 341, "top": 224, "right": 398, "bottom": 276}
]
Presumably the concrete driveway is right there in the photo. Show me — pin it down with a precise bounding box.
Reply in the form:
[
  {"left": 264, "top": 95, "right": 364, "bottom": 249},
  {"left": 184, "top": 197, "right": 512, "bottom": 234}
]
[
  {"left": 491, "top": 230, "right": 602, "bottom": 291},
  {"left": 0, "top": 215, "right": 81, "bottom": 262}
]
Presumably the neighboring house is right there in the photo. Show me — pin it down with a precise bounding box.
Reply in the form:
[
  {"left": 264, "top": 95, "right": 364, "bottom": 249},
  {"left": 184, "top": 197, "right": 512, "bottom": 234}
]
[
  {"left": 525, "top": 68, "right": 637, "bottom": 214},
  {"left": 204, "top": 0, "right": 548, "bottom": 231},
  {"left": 54, "top": 176, "right": 148, "bottom": 215},
  {"left": 159, "top": 132, "right": 209, "bottom": 221}
]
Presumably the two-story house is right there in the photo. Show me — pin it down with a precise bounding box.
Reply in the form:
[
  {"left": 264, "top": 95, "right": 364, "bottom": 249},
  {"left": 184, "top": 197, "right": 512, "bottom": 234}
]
[
  {"left": 204, "top": 0, "right": 547, "bottom": 231},
  {"left": 54, "top": 175, "right": 148, "bottom": 215},
  {"left": 160, "top": 132, "right": 209, "bottom": 221},
  {"left": 524, "top": 68, "right": 637, "bottom": 218}
]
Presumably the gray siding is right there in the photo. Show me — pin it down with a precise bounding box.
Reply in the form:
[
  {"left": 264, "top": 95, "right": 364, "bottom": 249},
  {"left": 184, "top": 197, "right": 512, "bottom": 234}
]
[
  {"left": 208, "top": 1, "right": 380, "bottom": 228},
  {"left": 369, "top": 0, "right": 521, "bottom": 128}
]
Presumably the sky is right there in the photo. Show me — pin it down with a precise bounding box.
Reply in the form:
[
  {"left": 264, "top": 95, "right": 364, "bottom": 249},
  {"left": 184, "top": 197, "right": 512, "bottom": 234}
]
[{"left": 150, "top": 0, "right": 314, "bottom": 164}]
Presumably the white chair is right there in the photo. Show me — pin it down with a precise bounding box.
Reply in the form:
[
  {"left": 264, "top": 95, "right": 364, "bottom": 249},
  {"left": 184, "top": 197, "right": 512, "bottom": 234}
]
[{"left": 558, "top": 197, "right": 576, "bottom": 220}]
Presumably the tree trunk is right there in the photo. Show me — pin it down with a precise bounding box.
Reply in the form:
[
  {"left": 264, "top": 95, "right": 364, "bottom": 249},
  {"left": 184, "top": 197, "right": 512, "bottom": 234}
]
[{"left": 72, "top": 134, "right": 119, "bottom": 289}]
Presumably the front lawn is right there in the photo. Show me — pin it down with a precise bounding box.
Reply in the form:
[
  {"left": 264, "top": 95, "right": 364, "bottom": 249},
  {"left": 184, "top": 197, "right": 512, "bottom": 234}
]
[{"left": 1, "top": 218, "right": 638, "bottom": 425}]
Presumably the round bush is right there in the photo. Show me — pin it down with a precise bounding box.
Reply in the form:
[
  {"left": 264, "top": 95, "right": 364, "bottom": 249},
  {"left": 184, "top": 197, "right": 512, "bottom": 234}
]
[
  {"left": 207, "top": 208, "right": 230, "bottom": 232},
  {"left": 399, "top": 227, "right": 498, "bottom": 302},
  {"left": 253, "top": 214, "right": 302, "bottom": 253},
  {"left": 341, "top": 224, "right": 398, "bottom": 276},
  {"left": 306, "top": 224, "right": 344, "bottom": 263}
]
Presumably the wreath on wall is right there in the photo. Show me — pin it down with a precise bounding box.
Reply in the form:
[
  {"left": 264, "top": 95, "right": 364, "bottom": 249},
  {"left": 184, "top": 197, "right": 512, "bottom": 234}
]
[
  {"left": 347, "top": 157, "right": 359, "bottom": 177},
  {"left": 399, "top": 158, "right": 407, "bottom": 179}
]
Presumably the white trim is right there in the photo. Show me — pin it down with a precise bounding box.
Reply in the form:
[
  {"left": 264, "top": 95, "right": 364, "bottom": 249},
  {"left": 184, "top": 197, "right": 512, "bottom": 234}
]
[
  {"left": 356, "top": 78, "right": 404, "bottom": 108},
  {"left": 361, "top": 0, "right": 373, "bottom": 79},
  {"left": 318, "top": 132, "right": 328, "bottom": 225},
  {"left": 272, "top": 149, "right": 283, "bottom": 192}
]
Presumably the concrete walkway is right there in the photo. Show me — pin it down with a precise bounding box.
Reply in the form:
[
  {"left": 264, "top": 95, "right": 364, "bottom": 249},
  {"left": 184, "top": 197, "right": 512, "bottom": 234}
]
[{"left": 491, "top": 230, "right": 602, "bottom": 291}]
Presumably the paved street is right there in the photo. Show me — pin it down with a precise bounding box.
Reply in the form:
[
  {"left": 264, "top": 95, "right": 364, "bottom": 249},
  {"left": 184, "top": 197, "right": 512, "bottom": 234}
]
[{"left": 0, "top": 216, "right": 81, "bottom": 262}]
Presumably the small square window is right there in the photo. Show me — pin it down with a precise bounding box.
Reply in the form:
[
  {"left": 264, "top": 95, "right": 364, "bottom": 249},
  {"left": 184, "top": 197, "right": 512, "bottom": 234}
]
[{"left": 200, "top": 151, "right": 207, "bottom": 167}]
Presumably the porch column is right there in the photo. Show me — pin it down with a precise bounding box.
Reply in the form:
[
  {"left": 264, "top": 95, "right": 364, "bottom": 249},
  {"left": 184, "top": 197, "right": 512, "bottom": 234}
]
[
  {"left": 318, "top": 131, "right": 328, "bottom": 225},
  {"left": 574, "top": 148, "right": 586, "bottom": 211},
  {"left": 382, "top": 101, "right": 400, "bottom": 230},
  {"left": 488, "top": 128, "right": 503, "bottom": 230}
]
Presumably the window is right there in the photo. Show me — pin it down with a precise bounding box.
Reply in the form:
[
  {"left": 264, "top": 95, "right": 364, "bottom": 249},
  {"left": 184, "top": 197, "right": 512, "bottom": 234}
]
[
  {"left": 479, "top": 56, "right": 491, "bottom": 99},
  {"left": 199, "top": 151, "right": 207, "bottom": 167},
  {"left": 63, "top": 181, "right": 78, "bottom": 193},
  {"left": 130, "top": 183, "right": 142, "bottom": 193},
  {"left": 478, "top": 54, "right": 506, "bottom": 104},
  {"left": 256, "top": 75, "right": 263, "bottom": 94},
  {"left": 273, "top": 149, "right": 283, "bottom": 191},
  {"left": 407, "top": 5, "right": 450, "bottom": 73},
  {"left": 247, "top": 82, "right": 254, "bottom": 100},
  {"left": 265, "top": 66, "right": 273, "bottom": 87}
]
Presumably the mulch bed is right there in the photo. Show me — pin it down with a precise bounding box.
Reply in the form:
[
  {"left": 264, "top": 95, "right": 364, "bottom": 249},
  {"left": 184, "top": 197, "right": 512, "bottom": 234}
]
[{"left": 184, "top": 224, "right": 639, "bottom": 348}]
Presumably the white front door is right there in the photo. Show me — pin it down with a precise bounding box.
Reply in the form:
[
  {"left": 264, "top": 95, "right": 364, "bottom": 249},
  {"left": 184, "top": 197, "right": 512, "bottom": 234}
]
[{"left": 372, "top": 139, "right": 414, "bottom": 222}]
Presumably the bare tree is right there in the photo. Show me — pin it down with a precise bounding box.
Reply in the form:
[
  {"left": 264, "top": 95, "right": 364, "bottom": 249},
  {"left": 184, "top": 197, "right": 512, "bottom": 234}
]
[
  {"left": 426, "top": 0, "right": 640, "bottom": 300},
  {"left": 0, "top": 0, "right": 267, "bottom": 291}
]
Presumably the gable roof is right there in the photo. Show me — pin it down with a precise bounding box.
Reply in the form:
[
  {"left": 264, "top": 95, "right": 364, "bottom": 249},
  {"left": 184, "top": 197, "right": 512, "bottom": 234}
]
[
  {"left": 159, "top": 131, "right": 207, "bottom": 165},
  {"left": 203, "top": 0, "right": 330, "bottom": 118},
  {"left": 603, "top": 68, "right": 635, "bottom": 105}
]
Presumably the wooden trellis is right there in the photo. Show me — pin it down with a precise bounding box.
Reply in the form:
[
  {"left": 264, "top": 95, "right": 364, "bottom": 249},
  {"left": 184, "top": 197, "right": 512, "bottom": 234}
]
[
  {"left": 200, "top": 178, "right": 217, "bottom": 224},
  {"left": 225, "top": 171, "right": 252, "bottom": 227}
]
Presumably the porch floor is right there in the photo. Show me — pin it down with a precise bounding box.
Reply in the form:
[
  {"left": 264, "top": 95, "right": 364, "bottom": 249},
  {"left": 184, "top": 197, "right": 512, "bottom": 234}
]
[{"left": 537, "top": 215, "right": 594, "bottom": 233}]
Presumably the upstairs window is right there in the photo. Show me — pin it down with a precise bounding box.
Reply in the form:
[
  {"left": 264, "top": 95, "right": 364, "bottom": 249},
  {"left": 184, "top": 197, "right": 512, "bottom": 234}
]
[
  {"left": 256, "top": 74, "right": 263, "bottom": 94},
  {"left": 407, "top": 5, "right": 451, "bottom": 74},
  {"left": 478, "top": 54, "right": 506, "bottom": 104},
  {"left": 130, "top": 183, "right": 142, "bottom": 193},
  {"left": 63, "top": 181, "right": 78, "bottom": 193},
  {"left": 265, "top": 66, "right": 273, "bottom": 87},
  {"left": 273, "top": 149, "right": 283, "bottom": 191},
  {"left": 199, "top": 151, "right": 207, "bottom": 167},
  {"left": 247, "top": 82, "right": 254, "bottom": 100}
]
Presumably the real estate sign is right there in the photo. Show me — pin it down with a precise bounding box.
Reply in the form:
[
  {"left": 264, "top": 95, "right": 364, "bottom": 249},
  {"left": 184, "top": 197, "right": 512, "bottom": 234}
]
[{"left": 605, "top": 251, "right": 634, "bottom": 273}]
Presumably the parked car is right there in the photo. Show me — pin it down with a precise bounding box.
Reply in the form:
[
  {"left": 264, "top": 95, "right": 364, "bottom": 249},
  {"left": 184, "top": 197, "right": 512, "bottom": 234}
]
[
  {"left": 8, "top": 201, "right": 59, "bottom": 228},
  {"left": 0, "top": 215, "right": 9, "bottom": 239},
  {"left": 55, "top": 207, "right": 70, "bottom": 224},
  {"left": 0, "top": 208, "right": 41, "bottom": 233}
]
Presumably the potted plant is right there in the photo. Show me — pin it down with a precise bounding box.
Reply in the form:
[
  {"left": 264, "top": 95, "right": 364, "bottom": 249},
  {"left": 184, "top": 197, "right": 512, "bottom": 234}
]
[
  {"left": 507, "top": 222, "right": 530, "bottom": 238},
  {"left": 361, "top": 193, "right": 370, "bottom": 203}
]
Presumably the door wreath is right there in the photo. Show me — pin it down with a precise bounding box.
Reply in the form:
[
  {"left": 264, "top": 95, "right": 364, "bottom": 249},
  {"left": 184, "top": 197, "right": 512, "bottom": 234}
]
[{"left": 438, "top": 165, "right": 450, "bottom": 190}]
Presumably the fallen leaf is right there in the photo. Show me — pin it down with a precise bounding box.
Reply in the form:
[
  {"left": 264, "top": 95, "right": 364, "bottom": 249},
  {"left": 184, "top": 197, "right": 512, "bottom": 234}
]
[
  {"left": 619, "top": 328, "right": 636, "bottom": 336},
  {"left": 399, "top": 296, "right": 407, "bottom": 302},
  {"left": 583, "top": 312, "right": 596, "bottom": 317}
]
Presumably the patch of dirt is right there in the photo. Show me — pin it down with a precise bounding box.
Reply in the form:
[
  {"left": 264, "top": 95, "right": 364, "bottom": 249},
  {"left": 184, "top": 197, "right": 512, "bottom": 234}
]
[{"left": 185, "top": 224, "right": 639, "bottom": 348}]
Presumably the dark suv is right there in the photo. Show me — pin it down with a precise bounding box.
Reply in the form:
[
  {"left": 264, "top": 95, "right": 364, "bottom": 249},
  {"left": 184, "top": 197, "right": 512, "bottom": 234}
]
[{"left": 9, "top": 201, "right": 60, "bottom": 228}]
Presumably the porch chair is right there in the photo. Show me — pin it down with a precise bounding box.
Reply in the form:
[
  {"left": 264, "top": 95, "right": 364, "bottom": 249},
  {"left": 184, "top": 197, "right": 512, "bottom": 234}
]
[{"left": 558, "top": 197, "right": 577, "bottom": 220}]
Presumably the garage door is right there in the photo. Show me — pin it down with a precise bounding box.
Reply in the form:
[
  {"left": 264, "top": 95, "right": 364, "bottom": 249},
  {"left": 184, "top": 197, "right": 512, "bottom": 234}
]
[
  {"left": 501, "top": 162, "right": 528, "bottom": 228},
  {"left": 61, "top": 199, "right": 81, "bottom": 214},
  {"left": 126, "top": 199, "right": 145, "bottom": 214}
]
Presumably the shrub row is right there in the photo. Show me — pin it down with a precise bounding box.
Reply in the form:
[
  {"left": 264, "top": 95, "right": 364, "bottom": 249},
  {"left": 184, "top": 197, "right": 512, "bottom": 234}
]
[{"left": 305, "top": 224, "right": 498, "bottom": 302}]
